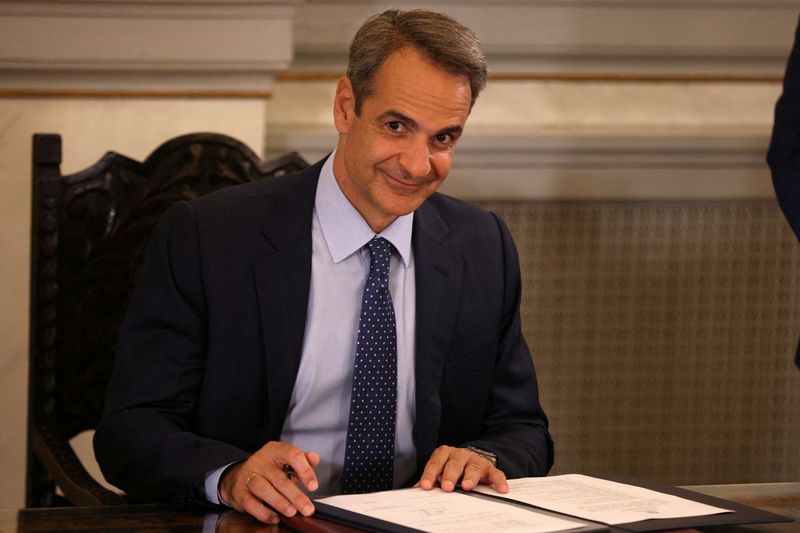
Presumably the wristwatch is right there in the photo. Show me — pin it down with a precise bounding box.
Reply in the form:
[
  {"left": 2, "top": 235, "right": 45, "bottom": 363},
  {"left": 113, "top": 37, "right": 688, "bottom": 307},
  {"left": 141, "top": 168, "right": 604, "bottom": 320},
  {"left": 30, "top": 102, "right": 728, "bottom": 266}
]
[{"left": 463, "top": 445, "right": 498, "bottom": 468}]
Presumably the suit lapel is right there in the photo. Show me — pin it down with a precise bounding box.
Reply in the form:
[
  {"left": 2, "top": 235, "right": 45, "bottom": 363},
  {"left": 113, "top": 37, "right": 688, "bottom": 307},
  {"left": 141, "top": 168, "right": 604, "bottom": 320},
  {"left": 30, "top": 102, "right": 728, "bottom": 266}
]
[
  {"left": 252, "top": 163, "right": 321, "bottom": 440},
  {"left": 412, "top": 199, "right": 464, "bottom": 470}
]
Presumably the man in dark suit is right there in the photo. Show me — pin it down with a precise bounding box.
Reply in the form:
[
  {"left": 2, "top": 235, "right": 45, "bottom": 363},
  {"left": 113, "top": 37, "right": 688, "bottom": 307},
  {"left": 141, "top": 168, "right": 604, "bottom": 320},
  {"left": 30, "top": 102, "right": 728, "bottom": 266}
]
[
  {"left": 767, "top": 15, "right": 800, "bottom": 368},
  {"left": 94, "top": 9, "right": 553, "bottom": 524}
]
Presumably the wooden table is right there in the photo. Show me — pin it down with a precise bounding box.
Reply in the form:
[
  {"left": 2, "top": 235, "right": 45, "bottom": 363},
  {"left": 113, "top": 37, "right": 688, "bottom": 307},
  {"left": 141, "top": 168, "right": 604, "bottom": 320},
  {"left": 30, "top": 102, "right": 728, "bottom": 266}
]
[
  {"left": 672, "top": 482, "right": 800, "bottom": 533},
  {"left": 6, "top": 483, "right": 798, "bottom": 532}
]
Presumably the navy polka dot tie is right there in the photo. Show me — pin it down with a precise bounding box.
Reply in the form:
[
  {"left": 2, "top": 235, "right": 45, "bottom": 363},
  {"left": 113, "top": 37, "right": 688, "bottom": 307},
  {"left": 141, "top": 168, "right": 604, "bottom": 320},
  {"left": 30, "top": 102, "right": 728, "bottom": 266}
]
[{"left": 341, "top": 237, "right": 398, "bottom": 494}]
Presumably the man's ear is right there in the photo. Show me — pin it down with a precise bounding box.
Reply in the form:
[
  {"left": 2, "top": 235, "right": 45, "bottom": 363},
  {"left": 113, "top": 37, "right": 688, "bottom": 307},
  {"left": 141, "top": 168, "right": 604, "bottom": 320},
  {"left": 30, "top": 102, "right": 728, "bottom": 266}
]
[{"left": 333, "top": 76, "right": 356, "bottom": 134}]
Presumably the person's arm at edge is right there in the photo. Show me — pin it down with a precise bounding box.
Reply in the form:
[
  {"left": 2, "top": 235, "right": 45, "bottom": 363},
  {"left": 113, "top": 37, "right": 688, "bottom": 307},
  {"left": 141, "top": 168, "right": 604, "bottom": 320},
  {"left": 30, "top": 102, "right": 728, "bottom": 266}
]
[{"left": 768, "top": 15, "right": 800, "bottom": 242}]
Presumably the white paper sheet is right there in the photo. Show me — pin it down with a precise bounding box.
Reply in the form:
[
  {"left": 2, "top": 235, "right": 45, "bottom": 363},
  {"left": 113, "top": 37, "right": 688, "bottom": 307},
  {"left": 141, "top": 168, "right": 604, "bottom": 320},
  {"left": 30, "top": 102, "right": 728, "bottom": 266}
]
[
  {"left": 318, "top": 487, "right": 590, "bottom": 533},
  {"left": 475, "top": 474, "right": 732, "bottom": 525}
]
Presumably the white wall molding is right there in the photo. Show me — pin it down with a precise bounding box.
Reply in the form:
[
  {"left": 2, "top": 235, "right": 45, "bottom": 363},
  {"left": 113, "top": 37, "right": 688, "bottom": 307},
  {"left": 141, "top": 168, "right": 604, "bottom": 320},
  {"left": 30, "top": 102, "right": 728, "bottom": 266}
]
[
  {"left": 447, "top": 131, "right": 774, "bottom": 200},
  {"left": 4, "top": 1, "right": 794, "bottom": 92},
  {"left": 267, "top": 129, "right": 774, "bottom": 200},
  {"left": 0, "top": 0, "right": 302, "bottom": 95},
  {"left": 292, "top": 0, "right": 799, "bottom": 77}
]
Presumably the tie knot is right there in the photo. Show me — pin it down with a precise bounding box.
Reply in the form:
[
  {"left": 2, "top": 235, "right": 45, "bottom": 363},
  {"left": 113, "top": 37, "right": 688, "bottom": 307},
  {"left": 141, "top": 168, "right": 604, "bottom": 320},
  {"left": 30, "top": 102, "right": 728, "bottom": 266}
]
[{"left": 367, "top": 237, "right": 393, "bottom": 275}]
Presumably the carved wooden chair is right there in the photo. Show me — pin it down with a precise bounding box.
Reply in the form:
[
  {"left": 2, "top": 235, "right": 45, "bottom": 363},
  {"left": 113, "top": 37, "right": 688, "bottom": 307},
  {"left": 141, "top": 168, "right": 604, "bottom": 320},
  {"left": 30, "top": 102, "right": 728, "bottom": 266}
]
[{"left": 27, "top": 133, "right": 309, "bottom": 507}]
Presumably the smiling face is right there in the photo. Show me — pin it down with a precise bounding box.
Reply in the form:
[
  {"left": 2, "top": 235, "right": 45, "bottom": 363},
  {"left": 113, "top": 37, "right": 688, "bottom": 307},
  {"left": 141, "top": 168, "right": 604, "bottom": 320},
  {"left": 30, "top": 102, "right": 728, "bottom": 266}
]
[{"left": 332, "top": 46, "right": 472, "bottom": 233}]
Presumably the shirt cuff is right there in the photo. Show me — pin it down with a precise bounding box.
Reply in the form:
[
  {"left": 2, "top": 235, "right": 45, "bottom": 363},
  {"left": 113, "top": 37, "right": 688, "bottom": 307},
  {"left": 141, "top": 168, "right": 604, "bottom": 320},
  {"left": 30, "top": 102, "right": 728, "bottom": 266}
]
[{"left": 204, "top": 462, "right": 236, "bottom": 506}]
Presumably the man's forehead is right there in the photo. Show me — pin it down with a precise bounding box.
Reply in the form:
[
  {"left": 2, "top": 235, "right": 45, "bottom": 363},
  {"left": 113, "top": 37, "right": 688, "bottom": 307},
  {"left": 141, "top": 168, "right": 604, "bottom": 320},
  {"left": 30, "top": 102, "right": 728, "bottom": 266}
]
[
  {"left": 380, "top": 46, "right": 469, "bottom": 84},
  {"left": 367, "top": 47, "right": 472, "bottom": 123}
]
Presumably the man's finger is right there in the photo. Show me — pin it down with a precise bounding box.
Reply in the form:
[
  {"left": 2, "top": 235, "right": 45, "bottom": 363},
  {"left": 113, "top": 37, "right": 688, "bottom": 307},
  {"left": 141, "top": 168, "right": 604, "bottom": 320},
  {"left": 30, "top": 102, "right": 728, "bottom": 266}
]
[
  {"left": 439, "top": 449, "right": 472, "bottom": 492},
  {"left": 281, "top": 446, "right": 319, "bottom": 493},
  {"left": 484, "top": 466, "right": 509, "bottom": 494},
  {"left": 247, "top": 472, "right": 297, "bottom": 517},
  {"left": 240, "top": 491, "right": 280, "bottom": 525},
  {"left": 263, "top": 464, "right": 315, "bottom": 517},
  {"left": 459, "top": 459, "right": 488, "bottom": 491},
  {"left": 418, "top": 446, "right": 452, "bottom": 490},
  {"left": 305, "top": 451, "right": 321, "bottom": 468}
]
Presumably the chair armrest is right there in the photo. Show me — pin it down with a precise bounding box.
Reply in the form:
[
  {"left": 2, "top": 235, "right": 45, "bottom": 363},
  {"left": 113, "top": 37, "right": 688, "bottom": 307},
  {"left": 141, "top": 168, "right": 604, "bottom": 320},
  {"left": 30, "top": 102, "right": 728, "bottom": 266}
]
[{"left": 31, "top": 425, "right": 126, "bottom": 506}]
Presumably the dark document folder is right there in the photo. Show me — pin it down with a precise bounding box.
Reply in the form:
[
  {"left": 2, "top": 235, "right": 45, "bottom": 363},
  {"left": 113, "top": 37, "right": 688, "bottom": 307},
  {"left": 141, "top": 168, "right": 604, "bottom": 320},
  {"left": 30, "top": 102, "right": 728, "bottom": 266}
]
[
  {"left": 311, "top": 474, "right": 792, "bottom": 533},
  {"left": 594, "top": 474, "right": 792, "bottom": 532}
]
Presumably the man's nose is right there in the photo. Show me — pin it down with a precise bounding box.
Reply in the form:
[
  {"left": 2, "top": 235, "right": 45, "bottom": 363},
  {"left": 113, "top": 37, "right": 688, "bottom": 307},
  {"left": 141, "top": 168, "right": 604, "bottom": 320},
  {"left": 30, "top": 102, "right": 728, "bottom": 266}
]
[{"left": 400, "top": 138, "right": 432, "bottom": 179}]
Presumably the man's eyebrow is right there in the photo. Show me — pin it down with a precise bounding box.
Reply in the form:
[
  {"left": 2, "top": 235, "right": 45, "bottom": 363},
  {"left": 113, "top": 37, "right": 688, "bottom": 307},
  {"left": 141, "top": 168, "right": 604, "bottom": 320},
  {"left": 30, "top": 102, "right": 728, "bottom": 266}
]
[
  {"left": 378, "top": 110, "right": 417, "bottom": 129},
  {"left": 437, "top": 125, "right": 464, "bottom": 138}
]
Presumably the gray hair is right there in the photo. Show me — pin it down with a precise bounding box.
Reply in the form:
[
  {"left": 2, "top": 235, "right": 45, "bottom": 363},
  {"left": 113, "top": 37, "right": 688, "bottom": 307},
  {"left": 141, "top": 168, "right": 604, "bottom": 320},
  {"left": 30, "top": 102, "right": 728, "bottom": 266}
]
[{"left": 346, "top": 9, "right": 487, "bottom": 113}]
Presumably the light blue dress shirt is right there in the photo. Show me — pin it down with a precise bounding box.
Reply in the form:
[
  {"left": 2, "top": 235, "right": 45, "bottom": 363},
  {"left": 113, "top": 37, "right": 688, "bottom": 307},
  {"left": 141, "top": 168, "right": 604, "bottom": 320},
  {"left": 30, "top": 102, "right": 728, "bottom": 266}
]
[{"left": 205, "top": 152, "right": 417, "bottom": 502}]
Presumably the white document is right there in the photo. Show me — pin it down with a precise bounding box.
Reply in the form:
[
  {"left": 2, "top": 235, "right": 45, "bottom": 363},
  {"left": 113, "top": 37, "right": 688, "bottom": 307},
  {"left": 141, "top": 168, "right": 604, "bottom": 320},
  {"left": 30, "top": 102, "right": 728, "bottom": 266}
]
[
  {"left": 318, "top": 487, "right": 591, "bottom": 533},
  {"left": 475, "top": 474, "right": 732, "bottom": 525}
]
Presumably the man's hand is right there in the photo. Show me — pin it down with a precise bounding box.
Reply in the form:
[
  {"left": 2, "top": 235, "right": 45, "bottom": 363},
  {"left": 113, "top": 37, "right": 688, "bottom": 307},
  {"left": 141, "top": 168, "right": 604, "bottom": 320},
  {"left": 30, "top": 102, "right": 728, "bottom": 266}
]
[
  {"left": 418, "top": 445, "right": 508, "bottom": 494},
  {"left": 219, "top": 441, "right": 320, "bottom": 524}
]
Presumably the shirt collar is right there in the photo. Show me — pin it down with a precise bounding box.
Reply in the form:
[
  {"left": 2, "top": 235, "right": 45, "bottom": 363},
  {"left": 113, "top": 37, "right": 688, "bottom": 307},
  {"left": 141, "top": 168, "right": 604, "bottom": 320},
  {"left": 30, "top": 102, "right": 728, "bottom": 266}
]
[{"left": 315, "top": 150, "right": 414, "bottom": 266}]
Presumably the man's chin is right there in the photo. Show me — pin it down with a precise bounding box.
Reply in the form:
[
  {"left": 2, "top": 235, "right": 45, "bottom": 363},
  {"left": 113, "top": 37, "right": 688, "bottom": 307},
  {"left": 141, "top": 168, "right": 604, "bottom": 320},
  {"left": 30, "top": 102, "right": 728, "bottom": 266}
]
[
  {"left": 385, "top": 183, "right": 441, "bottom": 209},
  {"left": 383, "top": 197, "right": 428, "bottom": 218}
]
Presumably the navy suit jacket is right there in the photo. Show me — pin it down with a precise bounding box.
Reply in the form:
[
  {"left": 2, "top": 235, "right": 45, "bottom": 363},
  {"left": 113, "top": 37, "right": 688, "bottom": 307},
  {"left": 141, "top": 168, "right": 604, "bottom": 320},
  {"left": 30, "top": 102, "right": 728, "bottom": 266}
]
[
  {"left": 94, "top": 158, "right": 553, "bottom": 506},
  {"left": 768, "top": 15, "right": 800, "bottom": 367}
]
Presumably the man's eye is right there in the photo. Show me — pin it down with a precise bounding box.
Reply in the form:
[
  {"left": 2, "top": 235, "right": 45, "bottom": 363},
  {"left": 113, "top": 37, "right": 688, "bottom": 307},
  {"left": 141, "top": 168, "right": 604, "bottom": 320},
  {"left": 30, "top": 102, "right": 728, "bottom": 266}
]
[
  {"left": 387, "top": 121, "right": 403, "bottom": 132},
  {"left": 436, "top": 133, "right": 453, "bottom": 144}
]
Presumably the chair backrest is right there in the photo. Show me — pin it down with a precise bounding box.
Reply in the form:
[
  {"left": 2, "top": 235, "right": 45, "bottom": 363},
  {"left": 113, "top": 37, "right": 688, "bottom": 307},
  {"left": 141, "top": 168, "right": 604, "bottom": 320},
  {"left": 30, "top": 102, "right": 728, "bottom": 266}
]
[{"left": 27, "top": 133, "right": 308, "bottom": 507}]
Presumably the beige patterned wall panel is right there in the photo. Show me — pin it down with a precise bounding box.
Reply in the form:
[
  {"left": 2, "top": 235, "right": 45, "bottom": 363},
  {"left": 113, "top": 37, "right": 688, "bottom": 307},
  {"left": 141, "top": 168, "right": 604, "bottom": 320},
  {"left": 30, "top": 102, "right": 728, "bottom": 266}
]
[{"left": 482, "top": 200, "right": 800, "bottom": 485}]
